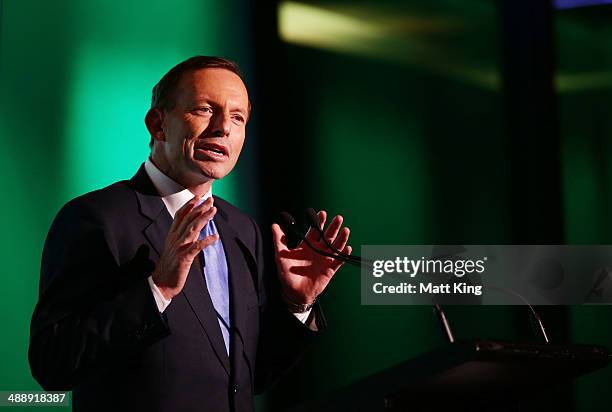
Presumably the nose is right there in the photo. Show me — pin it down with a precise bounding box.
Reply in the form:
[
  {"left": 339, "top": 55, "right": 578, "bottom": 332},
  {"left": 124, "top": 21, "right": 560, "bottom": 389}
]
[{"left": 209, "top": 111, "right": 231, "bottom": 138}]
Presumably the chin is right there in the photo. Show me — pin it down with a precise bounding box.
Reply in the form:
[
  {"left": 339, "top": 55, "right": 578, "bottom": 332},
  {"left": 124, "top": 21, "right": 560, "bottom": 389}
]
[
  {"left": 197, "top": 167, "right": 228, "bottom": 181},
  {"left": 191, "top": 158, "right": 236, "bottom": 181}
]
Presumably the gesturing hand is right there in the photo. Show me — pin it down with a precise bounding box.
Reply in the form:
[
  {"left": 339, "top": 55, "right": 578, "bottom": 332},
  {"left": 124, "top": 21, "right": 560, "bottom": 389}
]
[
  {"left": 271, "top": 210, "right": 352, "bottom": 305},
  {"left": 152, "top": 195, "right": 219, "bottom": 300}
]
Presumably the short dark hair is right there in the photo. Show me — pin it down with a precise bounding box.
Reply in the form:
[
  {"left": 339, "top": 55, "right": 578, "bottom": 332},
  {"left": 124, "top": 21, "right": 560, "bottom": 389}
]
[{"left": 149, "top": 56, "right": 246, "bottom": 148}]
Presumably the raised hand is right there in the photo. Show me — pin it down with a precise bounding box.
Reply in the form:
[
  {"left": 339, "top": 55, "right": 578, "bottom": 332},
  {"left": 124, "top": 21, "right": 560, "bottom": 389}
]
[
  {"left": 152, "top": 195, "right": 218, "bottom": 300},
  {"left": 271, "top": 210, "right": 352, "bottom": 305}
]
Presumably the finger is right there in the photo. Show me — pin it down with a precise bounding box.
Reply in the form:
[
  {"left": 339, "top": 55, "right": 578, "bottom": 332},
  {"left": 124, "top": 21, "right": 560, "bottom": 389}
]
[
  {"left": 176, "top": 197, "right": 214, "bottom": 237},
  {"left": 172, "top": 195, "right": 205, "bottom": 234},
  {"left": 179, "top": 196, "right": 213, "bottom": 233},
  {"left": 187, "top": 233, "right": 219, "bottom": 257},
  {"left": 331, "top": 226, "right": 350, "bottom": 252},
  {"left": 197, "top": 233, "right": 219, "bottom": 250},
  {"left": 330, "top": 244, "right": 352, "bottom": 272},
  {"left": 323, "top": 215, "right": 343, "bottom": 245},
  {"left": 182, "top": 205, "right": 217, "bottom": 242},
  {"left": 318, "top": 210, "right": 327, "bottom": 228},
  {"left": 171, "top": 194, "right": 203, "bottom": 232},
  {"left": 271, "top": 223, "right": 288, "bottom": 253},
  {"left": 305, "top": 210, "right": 327, "bottom": 243}
]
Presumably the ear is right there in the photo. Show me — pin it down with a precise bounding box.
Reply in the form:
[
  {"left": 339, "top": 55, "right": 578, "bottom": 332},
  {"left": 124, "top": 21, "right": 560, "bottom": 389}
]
[{"left": 145, "top": 108, "right": 166, "bottom": 143}]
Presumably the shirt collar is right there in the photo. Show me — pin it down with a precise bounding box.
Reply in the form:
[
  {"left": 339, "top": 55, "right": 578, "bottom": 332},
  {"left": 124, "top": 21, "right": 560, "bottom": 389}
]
[{"left": 144, "top": 158, "right": 212, "bottom": 218}]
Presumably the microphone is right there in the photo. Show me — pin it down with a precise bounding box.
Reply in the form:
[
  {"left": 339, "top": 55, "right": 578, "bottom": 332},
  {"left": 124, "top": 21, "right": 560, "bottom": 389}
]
[
  {"left": 304, "top": 207, "right": 373, "bottom": 268},
  {"left": 278, "top": 211, "right": 365, "bottom": 269},
  {"left": 433, "top": 301, "right": 455, "bottom": 343},
  {"left": 432, "top": 289, "right": 550, "bottom": 345},
  {"left": 487, "top": 285, "right": 550, "bottom": 343}
]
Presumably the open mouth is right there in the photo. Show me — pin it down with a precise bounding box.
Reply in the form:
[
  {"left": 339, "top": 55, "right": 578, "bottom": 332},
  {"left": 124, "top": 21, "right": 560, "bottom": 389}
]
[{"left": 195, "top": 142, "right": 229, "bottom": 158}]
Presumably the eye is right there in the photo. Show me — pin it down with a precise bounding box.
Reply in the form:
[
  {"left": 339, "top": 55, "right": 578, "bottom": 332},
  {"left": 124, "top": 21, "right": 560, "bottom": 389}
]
[
  {"left": 194, "top": 106, "right": 213, "bottom": 115},
  {"left": 231, "top": 114, "right": 245, "bottom": 124}
]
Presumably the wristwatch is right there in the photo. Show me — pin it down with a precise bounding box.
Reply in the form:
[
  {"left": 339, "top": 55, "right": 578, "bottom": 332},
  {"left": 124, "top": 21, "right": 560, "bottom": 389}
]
[{"left": 282, "top": 293, "right": 317, "bottom": 313}]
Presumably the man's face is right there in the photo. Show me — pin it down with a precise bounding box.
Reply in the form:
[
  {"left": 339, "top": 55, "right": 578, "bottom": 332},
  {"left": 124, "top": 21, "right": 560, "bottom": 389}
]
[{"left": 156, "top": 68, "right": 250, "bottom": 186}]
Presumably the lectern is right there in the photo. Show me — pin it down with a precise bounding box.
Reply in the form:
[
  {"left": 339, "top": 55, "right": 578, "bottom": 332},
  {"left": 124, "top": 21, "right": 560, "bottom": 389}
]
[{"left": 289, "top": 340, "right": 610, "bottom": 412}]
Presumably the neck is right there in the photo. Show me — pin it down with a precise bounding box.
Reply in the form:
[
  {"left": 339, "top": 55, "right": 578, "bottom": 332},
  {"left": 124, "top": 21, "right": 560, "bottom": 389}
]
[
  {"left": 186, "top": 180, "right": 213, "bottom": 197},
  {"left": 149, "top": 155, "right": 213, "bottom": 197}
]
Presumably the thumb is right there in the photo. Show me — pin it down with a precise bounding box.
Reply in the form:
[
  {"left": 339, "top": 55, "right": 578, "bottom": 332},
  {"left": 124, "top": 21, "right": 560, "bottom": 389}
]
[
  {"left": 271, "top": 223, "right": 288, "bottom": 252},
  {"left": 190, "top": 234, "right": 219, "bottom": 257}
]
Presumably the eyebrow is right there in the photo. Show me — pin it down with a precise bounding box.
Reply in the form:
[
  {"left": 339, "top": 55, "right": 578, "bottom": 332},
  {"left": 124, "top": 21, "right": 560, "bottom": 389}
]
[
  {"left": 192, "top": 99, "right": 248, "bottom": 115},
  {"left": 230, "top": 107, "right": 248, "bottom": 116}
]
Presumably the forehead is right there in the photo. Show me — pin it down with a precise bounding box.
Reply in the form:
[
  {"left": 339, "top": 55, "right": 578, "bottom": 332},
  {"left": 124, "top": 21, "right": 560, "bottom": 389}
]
[{"left": 175, "top": 68, "right": 249, "bottom": 108}]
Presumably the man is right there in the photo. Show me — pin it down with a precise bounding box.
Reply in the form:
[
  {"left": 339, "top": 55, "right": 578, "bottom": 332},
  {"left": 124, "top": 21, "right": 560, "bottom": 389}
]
[{"left": 29, "top": 56, "right": 352, "bottom": 412}]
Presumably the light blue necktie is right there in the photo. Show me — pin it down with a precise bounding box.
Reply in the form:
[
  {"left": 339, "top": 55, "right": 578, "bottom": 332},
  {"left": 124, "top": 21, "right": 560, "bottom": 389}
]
[{"left": 199, "top": 217, "right": 231, "bottom": 354}]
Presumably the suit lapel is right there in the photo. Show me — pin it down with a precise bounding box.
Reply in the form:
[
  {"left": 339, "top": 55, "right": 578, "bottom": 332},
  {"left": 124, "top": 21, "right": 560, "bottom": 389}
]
[
  {"left": 182, "top": 257, "right": 231, "bottom": 374},
  {"left": 130, "top": 165, "right": 231, "bottom": 375},
  {"left": 132, "top": 165, "right": 169, "bottom": 259}
]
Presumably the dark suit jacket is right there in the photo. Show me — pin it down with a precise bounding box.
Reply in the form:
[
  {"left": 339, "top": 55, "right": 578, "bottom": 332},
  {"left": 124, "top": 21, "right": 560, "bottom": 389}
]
[{"left": 29, "top": 165, "right": 324, "bottom": 412}]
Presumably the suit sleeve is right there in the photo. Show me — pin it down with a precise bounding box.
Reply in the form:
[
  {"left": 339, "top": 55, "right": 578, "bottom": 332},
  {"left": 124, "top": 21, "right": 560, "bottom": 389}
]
[
  {"left": 252, "top": 217, "right": 327, "bottom": 394},
  {"left": 29, "top": 200, "right": 169, "bottom": 391}
]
